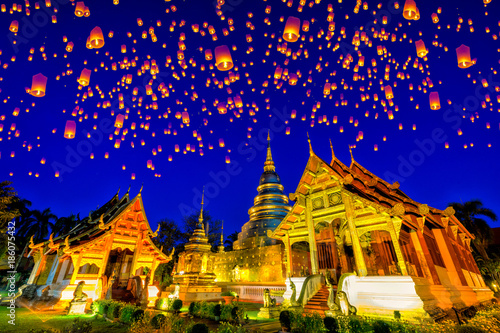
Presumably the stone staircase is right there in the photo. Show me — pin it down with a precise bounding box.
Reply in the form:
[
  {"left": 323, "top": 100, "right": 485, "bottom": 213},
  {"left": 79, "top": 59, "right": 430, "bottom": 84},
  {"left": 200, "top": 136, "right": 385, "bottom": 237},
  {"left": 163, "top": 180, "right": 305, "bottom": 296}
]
[{"left": 303, "top": 285, "right": 335, "bottom": 317}]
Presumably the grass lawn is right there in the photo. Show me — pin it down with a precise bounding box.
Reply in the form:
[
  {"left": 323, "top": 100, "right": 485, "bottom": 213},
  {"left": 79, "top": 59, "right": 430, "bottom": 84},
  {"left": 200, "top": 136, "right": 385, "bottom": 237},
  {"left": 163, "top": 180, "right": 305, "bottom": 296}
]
[{"left": 0, "top": 306, "right": 129, "bottom": 333}]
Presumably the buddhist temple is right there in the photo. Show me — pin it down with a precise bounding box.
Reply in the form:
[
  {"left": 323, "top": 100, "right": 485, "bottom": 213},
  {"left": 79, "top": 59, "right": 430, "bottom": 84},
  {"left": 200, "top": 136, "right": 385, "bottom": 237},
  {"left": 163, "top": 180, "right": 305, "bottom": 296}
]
[
  {"left": 212, "top": 134, "right": 309, "bottom": 285},
  {"left": 268, "top": 139, "right": 494, "bottom": 320},
  {"left": 22, "top": 188, "right": 173, "bottom": 309}
]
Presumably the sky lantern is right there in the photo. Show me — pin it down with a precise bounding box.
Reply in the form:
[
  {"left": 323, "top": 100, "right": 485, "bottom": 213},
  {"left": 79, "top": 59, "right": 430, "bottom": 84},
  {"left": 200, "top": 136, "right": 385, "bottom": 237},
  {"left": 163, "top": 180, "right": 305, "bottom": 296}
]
[
  {"left": 181, "top": 111, "right": 190, "bottom": 123},
  {"left": 77, "top": 68, "right": 91, "bottom": 86},
  {"left": 9, "top": 20, "right": 19, "bottom": 33},
  {"left": 114, "top": 114, "right": 124, "bottom": 128},
  {"left": 283, "top": 16, "right": 300, "bottom": 42},
  {"left": 66, "top": 42, "right": 74, "bottom": 52},
  {"left": 384, "top": 85, "right": 394, "bottom": 100},
  {"left": 64, "top": 120, "right": 76, "bottom": 139},
  {"left": 214, "top": 45, "right": 233, "bottom": 71},
  {"left": 30, "top": 73, "right": 47, "bottom": 97},
  {"left": 456, "top": 44, "right": 475, "bottom": 68},
  {"left": 403, "top": 0, "right": 418, "bottom": 20},
  {"left": 415, "top": 40, "right": 428, "bottom": 58},
  {"left": 429, "top": 91, "right": 441, "bottom": 110},
  {"left": 89, "top": 26, "right": 105, "bottom": 49},
  {"left": 75, "top": 2, "right": 85, "bottom": 17}
]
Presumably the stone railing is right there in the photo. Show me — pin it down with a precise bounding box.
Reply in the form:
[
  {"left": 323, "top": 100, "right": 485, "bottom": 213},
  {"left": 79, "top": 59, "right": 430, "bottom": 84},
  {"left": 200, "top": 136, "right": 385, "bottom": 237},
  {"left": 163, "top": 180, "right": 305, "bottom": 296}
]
[
  {"left": 224, "top": 285, "right": 286, "bottom": 303},
  {"left": 296, "top": 274, "right": 325, "bottom": 307}
]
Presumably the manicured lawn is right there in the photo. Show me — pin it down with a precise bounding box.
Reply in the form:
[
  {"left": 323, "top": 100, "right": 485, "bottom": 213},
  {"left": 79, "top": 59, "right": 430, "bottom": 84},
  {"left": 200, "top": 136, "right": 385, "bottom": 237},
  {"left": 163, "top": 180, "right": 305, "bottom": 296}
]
[{"left": 0, "top": 306, "right": 128, "bottom": 333}]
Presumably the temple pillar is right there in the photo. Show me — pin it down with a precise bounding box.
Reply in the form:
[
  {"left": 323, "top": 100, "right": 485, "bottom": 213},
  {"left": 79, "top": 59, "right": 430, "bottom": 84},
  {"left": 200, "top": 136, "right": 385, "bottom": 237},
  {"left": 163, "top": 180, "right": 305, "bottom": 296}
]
[
  {"left": 98, "top": 235, "right": 114, "bottom": 277},
  {"left": 27, "top": 250, "right": 44, "bottom": 284},
  {"left": 130, "top": 233, "right": 143, "bottom": 277},
  {"left": 342, "top": 194, "right": 367, "bottom": 276},
  {"left": 70, "top": 252, "right": 83, "bottom": 285},
  {"left": 305, "top": 197, "right": 319, "bottom": 275},
  {"left": 388, "top": 219, "right": 408, "bottom": 275},
  {"left": 284, "top": 232, "right": 293, "bottom": 277},
  {"left": 432, "top": 228, "right": 467, "bottom": 286},
  {"left": 45, "top": 254, "right": 61, "bottom": 285},
  {"left": 410, "top": 227, "right": 440, "bottom": 285}
]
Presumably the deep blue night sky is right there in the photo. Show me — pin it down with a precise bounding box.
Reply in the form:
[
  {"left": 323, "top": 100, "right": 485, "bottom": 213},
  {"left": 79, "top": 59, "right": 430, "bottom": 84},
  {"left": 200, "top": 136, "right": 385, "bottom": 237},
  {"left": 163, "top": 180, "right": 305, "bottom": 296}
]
[{"left": 1, "top": 0, "right": 499, "bottom": 235}]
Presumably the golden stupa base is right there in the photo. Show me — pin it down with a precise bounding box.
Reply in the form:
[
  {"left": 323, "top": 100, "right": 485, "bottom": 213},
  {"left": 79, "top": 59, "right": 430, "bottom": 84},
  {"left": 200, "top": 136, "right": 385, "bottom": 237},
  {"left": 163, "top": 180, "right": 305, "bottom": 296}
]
[{"left": 162, "top": 284, "right": 222, "bottom": 303}]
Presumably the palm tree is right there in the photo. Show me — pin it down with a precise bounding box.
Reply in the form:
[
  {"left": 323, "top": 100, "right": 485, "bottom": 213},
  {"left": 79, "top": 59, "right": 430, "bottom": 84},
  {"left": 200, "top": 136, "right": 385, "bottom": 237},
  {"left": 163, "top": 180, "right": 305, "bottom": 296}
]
[
  {"left": 449, "top": 199, "right": 498, "bottom": 260},
  {"left": 224, "top": 231, "right": 239, "bottom": 251},
  {"left": 17, "top": 208, "right": 57, "bottom": 243},
  {"left": 54, "top": 213, "right": 81, "bottom": 237}
]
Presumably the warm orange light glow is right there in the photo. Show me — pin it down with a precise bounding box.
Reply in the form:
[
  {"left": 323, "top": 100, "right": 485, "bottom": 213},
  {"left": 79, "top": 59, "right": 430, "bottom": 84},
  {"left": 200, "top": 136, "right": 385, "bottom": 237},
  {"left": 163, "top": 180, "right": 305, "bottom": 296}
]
[
  {"left": 283, "top": 16, "right": 300, "bottom": 42},
  {"left": 215, "top": 45, "right": 233, "bottom": 71}
]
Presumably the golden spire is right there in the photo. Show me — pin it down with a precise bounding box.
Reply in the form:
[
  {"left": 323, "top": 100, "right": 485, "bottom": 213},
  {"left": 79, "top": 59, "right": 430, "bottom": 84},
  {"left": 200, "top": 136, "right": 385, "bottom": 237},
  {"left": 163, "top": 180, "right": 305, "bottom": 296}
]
[
  {"left": 307, "top": 132, "right": 314, "bottom": 155},
  {"left": 329, "top": 138, "right": 336, "bottom": 164},
  {"left": 349, "top": 145, "right": 355, "bottom": 164},
  {"left": 219, "top": 221, "right": 224, "bottom": 253},
  {"left": 264, "top": 130, "right": 275, "bottom": 172},
  {"left": 198, "top": 187, "right": 205, "bottom": 230}
]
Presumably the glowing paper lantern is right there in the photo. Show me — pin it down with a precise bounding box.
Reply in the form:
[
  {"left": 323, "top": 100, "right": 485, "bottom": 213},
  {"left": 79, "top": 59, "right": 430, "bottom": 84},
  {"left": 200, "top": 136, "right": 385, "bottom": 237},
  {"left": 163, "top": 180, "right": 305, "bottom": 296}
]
[
  {"left": 9, "top": 20, "right": 19, "bottom": 33},
  {"left": 214, "top": 45, "right": 233, "bottom": 71},
  {"left": 283, "top": 16, "right": 300, "bottom": 42},
  {"left": 429, "top": 92, "right": 441, "bottom": 110},
  {"left": 384, "top": 85, "right": 394, "bottom": 100},
  {"left": 415, "top": 40, "right": 428, "bottom": 58},
  {"left": 30, "top": 73, "right": 47, "bottom": 97},
  {"left": 114, "top": 114, "right": 124, "bottom": 128},
  {"left": 77, "top": 68, "right": 91, "bottom": 86},
  {"left": 403, "top": 0, "right": 418, "bottom": 20},
  {"left": 75, "top": 2, "right": 85, "bottom": 17},
  {"left": 89, "top": 26, "right": 104, "bottom": 49},
  {"left": 456, "top": 44, "right": 475, "bottom": 68},
  {"left": 64, "top": 120, "right": 76, "bottom": 139}
]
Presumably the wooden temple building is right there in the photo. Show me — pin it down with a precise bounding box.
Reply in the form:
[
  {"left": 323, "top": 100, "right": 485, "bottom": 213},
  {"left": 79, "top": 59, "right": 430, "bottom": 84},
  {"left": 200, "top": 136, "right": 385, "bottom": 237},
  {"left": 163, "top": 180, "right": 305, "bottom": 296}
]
[
  {"left": 268, "top": 139, "right": 493, "bottom": 319},
  {"left": 24, "top": 188, "right": 173, "bottom": 308}
]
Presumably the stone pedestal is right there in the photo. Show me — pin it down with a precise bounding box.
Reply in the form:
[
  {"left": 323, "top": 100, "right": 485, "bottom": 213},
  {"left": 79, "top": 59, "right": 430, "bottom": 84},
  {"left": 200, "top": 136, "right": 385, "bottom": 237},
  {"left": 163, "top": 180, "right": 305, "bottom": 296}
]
[
  {"left": 67, "top": 300, "right": 87, "bottom": 315},
  {"left": 163, "top": 285, "right": 222, "bottom": 302},
  {"left": 257, "top": 307, "right": 280, "bottom": 319}
]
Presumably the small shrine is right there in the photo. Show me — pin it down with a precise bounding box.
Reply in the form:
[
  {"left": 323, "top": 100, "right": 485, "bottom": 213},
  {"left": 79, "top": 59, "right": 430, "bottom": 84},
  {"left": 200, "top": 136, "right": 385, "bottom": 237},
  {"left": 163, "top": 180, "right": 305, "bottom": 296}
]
[
  {"left": 169, "top": 191, "right": 222, "bottom": 301},
  {"left": 21, "top": 188, "right": 174, "bottom": 311}
]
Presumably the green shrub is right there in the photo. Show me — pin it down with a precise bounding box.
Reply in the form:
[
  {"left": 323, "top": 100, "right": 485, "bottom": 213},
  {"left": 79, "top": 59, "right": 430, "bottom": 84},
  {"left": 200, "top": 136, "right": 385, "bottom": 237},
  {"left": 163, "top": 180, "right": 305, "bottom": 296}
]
[
  {"left": 191, "top": 323, "right": 209, "bottom": 333},
  {"left": 150, "top": 313, "right": 166, "bottom": 329},
  {"left": 291, "top": 312, "right": 327, "bottom": 333},
  {"left": 172, "top": 299, "right": 183, "bottom": 311},
  {"left": 106, "top": 301, "right": 123, "bottom": 319},
  {"left": 28, "top": 329, "right": 59, "bottom": 333},
  {"left": 372, "top": 320, "right": 391, "bottom": 333},
  {"left": 129, "top": 312, "right": 155, "bottom": 333},
  {"left": 155, "top": 297, "right": 171, "bottom": 310},
  {"left": 188, "top": 301, "right": 199, "bottom": 316},
  {"left": 91, "top": 299, "right": 112, "bottom": 315},
  {"left": 132, "top": 309, "right": 145, "bottom": 322},
  {"left": 214, "top": 304, "right": 222, "bottom": 317},
  {"left": 221, "top": 291, "right": 237, "bottom": 297},
  {"left": 347, "top": 317, "right": 363, "bottom": 333},
  {"left": 323, "top": 316, "right": 338, "bottom": 333},
  {"left": 215, "top": 322, "right": 249, "bottom": 333},
  {"left": 280, "top": 310, "right": 291, "bottom": 330},
  {"left": 61, "top": 318, "right": 92, "bottom": 333},
  {"left": 456, "top": 326, "right": 486, "bottom": 333},
  {"left": 119, "top": 304, "right": 137, "bottom": 324}
]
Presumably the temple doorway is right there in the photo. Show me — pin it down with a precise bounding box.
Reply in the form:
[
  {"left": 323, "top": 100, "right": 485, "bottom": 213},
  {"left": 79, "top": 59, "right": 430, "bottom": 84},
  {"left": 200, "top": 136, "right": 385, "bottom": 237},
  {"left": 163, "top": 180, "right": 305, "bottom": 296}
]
[{"left": 290, "top": 241, "right": 311, "bottom": 277}]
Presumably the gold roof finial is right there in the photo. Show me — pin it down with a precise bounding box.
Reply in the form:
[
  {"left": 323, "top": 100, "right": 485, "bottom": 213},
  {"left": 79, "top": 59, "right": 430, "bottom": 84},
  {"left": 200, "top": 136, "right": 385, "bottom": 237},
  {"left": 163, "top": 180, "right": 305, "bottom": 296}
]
[
  {"left": 198, "top": 187, "right": 205, "bottom": 230},
  {"left": 139, "top": 183, "right": 143, "bottom": 194},
  {"left": 307, "top": 132, "right": 314, "bottom": 155},
  {"left": 264, "top": 130, "right": 275, "bottom": 172},
  {"left": 329, "top": 139, "right": 336, "bottom": 164},
  {"left": 349, "top": 145, "right": 355, "bottom": 164}
]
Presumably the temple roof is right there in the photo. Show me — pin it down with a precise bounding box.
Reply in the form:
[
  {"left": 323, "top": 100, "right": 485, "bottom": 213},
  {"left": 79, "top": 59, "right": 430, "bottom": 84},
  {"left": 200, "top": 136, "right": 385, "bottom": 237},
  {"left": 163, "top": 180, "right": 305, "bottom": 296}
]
[{"left": 273, "top": 141, "right": 473, "bottom": 239}]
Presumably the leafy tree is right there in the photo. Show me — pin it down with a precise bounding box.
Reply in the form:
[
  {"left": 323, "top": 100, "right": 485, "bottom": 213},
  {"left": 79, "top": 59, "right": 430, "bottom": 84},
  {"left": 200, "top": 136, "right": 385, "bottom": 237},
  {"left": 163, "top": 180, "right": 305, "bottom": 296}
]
[
  {"left": 17, "top": 208, "right": 57, "bottom": 243},
  {"left": 450, "top": 199, "right": 498, "bottom": 260},
  {"left": 0, "top": 181, "right": 20, "bottom": 231},
  {"left": 151, "top": 218, "right": 183, "bottom": 289},
  {"left": 180, "top": 210, "right": 222, "bottom": 252},
  {"left": 224, "top": 231, "right": 239, "bottom": 251},
  {"left": 54, "top": 213, "right": 81, "bottom": 237}
]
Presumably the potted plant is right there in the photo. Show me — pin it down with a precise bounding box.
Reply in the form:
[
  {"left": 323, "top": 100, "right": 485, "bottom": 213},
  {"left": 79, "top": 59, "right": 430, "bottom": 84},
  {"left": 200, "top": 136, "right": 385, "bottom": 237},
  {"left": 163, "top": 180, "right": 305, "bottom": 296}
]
[{"left": 221, "top": 291, "right": 236, "bottom": 304}]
